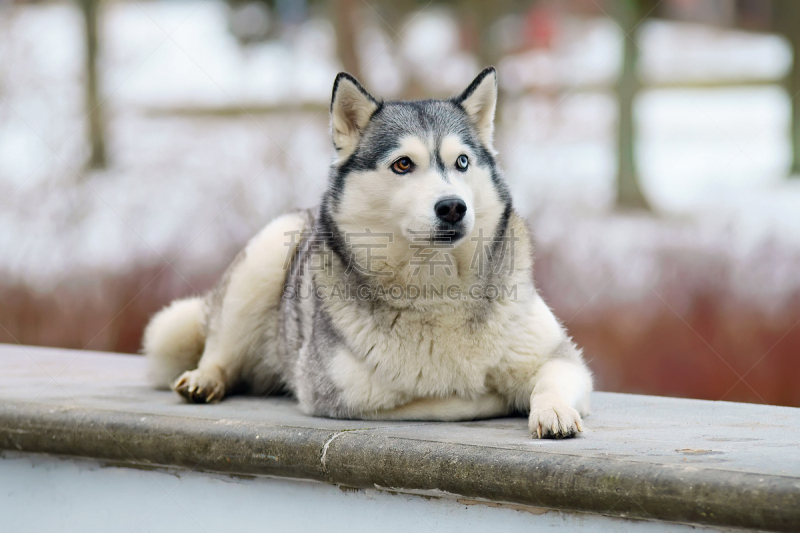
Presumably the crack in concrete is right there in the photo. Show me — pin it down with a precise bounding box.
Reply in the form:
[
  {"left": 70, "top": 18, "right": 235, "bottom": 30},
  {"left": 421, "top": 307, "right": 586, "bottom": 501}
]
[{"left": 320, "top": 431, "right": 347, "bottom": 475}]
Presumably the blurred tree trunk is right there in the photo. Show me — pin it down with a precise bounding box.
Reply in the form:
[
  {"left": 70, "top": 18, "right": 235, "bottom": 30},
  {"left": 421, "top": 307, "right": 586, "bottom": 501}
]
[
  {"left": 80, "top": 0, "right": 106, "bottom": 169},
  {"left": 369, "top": 0, "right": 426, "bottom": 99},
  {"left": 613, "top": 0, "right": 650, "bottom": 210},
  {"left": 461, "top": 0, "right": 496, "bottom": 68},
  {"left": 773, "top": 0, "right": 800, "bottom": 178},
  {"left": 334, "top": 0, "right": 360, "bottom": 75}
]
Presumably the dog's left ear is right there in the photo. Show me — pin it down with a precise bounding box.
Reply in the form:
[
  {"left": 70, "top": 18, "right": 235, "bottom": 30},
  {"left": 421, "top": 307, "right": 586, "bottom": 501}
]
[
  {"left": 455, "top": 67, "right": 497, "bottom": 147},
  {"left": 330, "top": 73, "right": 379, "bottom": 159}
]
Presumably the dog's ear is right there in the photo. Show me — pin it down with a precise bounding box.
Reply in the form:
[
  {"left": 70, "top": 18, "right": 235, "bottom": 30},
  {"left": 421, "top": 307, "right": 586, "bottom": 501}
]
[
  {"left": 455, "top": 67, "right": 497, "bottom": 147},
  {"left": 330, "top": 73, "right": 379, "bottom": 158}
]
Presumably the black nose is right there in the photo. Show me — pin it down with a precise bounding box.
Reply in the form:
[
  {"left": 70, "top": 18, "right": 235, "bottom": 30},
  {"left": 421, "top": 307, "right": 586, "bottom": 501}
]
[{"left": 434, "top": 198, "right": 467, "bottom": 224}]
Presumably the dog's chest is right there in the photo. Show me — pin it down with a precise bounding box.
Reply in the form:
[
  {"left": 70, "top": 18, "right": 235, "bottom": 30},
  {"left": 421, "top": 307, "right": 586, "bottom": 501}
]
[{"left": 330, "top": 299, "right": 522, "bottom": 396}]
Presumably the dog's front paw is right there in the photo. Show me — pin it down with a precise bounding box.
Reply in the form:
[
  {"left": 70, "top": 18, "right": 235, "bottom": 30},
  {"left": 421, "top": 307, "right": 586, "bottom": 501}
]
[
  {"left": 173, "top": 368, "right": 225, "bottom": 404},
  {"left": 529, "top": 392, "right": 583, "bottom": 439}
]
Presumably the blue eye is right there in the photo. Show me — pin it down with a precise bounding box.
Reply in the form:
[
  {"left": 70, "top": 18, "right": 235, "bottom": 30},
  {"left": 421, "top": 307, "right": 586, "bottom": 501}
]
[{"left": 456, "top": 155, "right": 469, "bottom": 171}]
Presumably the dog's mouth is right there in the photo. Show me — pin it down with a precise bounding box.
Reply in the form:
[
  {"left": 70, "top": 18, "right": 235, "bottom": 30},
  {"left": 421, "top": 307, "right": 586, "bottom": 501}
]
[
  {"left": 405, "top": 224, "right": 466, "bottom": 246},
  {"left": 431, "top": 227, "right": 465, "bottom": 244}
]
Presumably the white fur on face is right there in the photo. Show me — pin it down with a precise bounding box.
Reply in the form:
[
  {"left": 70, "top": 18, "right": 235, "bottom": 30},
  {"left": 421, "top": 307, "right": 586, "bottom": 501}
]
[
  {"left": 334, "top": 134, "right": 506, "bottom": 255},
  {"left": 438, "top": 134, "right": 505, "bottom": 240}
]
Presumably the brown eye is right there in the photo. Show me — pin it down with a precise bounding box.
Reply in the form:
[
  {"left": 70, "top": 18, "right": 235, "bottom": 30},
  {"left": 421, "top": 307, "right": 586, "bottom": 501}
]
[{"left": 391, "top": 157, "right": 413, "bottom": 174}]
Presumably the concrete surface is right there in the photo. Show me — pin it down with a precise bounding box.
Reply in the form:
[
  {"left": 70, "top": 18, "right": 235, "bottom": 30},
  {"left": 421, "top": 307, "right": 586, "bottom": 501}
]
[{"left": 1, "top": 344, "right": 799, "bottom": 531}]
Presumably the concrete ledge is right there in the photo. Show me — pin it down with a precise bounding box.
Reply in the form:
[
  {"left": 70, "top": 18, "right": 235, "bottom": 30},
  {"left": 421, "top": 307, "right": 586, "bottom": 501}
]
[{"left": 1, "top": 344, "right": 799, "bottom": 531}]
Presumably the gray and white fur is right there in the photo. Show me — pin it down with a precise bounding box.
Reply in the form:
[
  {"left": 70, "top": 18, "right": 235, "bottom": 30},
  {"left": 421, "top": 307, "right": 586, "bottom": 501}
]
[{"left": 143, "top": 68, "right": 593, "bottom": 438}]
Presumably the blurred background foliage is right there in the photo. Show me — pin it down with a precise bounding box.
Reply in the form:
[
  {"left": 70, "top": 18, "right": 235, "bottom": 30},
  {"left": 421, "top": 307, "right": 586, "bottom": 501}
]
[{"left": 2, "top": 0, "right": 800, "bottom": 406}]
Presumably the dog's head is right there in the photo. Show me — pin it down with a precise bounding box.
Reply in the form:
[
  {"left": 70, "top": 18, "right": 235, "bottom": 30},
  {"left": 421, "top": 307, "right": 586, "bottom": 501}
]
[{"left": 321, "top": 68, "right": 511, "bottom": 277}]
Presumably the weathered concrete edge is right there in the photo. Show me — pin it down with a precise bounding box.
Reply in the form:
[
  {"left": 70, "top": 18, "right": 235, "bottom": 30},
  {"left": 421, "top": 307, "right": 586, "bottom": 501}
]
[
  {"left": 326, "top": 432, "right": 800, "bottom": 531},
  {"left": 1, "top": 401, "right": 797, "bottom": 532}
]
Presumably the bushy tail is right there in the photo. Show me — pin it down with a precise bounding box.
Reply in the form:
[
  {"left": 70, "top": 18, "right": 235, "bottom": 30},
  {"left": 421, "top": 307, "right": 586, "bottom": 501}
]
[{"left": 142, "top": 297, "right": 206, "bottom": 389}]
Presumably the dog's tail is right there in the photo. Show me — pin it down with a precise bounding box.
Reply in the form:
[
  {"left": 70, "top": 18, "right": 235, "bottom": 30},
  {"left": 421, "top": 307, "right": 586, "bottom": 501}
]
[{"left": 142, "top": 297, "right": 206, "bottom": 389}]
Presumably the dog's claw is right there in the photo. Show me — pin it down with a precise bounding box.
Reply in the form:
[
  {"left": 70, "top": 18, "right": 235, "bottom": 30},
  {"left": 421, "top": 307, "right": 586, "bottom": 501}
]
[
  {"left": 529, "top": 392, "right": 584, "bottom": 439},
  {"left": 172, "top": 369, "right": 225, "bottom": 404}
]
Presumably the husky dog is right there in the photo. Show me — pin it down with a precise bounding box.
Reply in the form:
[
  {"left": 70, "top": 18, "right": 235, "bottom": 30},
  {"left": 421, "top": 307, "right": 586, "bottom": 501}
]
[{"left": 143, "top": 68, "right": 592, "bottom": 438}]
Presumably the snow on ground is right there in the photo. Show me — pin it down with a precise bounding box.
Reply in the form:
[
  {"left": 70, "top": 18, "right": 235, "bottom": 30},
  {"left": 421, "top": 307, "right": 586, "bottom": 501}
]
[
  {"left": 0, "top": 109, "right": 330, "bottom": 290},
  {"left": 636, "top": 86, "right": 791, "bottom": 211},
  {"left": 104, "top": 1, "right": 340, "bottom": 108},
  {"left": 499, "top": 17, "right": 622, "bottom": 92},
  {"left": 638, "top": 19, "right": 792, "bottom": 84},
  {"left": 1, "top": 1, "right": 800, "bottom": 312}
]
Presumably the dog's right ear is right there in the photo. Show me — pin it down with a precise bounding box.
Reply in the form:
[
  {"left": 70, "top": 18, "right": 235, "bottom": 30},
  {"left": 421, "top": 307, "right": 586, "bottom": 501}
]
[{"left": 330, "top": 73, "right": 379, "bottom": 159}]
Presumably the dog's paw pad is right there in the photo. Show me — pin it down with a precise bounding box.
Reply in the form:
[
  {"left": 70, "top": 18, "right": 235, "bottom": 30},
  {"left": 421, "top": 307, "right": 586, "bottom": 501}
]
[
  {"left": 172, "top": 369, "right": 225, "bottom": 404},
  {"left": 529, "top": 393, "right": 583, "bottom": 439}
]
